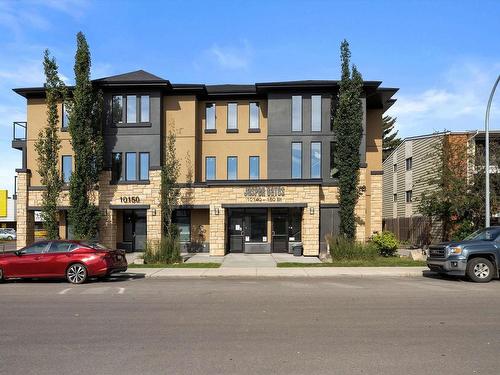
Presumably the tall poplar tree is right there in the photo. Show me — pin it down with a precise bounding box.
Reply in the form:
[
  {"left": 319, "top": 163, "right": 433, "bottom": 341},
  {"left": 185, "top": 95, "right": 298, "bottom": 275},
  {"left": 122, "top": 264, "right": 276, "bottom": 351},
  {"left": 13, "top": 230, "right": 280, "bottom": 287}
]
[
  {"left": 332, "top": 40, "right": 364, "bottom": 240},
  {"left": 382, "top": 115, "right": 402, "bottom": 161},
  {"left": 68, "top": 32, "right": 104, "bottom": 240},
  {"left": 35, "top": 50, "right": 66, "bottom": 239}
]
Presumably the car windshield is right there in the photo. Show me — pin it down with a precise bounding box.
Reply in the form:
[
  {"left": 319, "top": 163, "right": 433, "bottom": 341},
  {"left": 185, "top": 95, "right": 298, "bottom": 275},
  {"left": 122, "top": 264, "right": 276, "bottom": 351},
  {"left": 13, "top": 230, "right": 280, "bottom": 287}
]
[
  {"left": 81, "top": 242, "right": 108, "bottom": 250},
  {"left": 464, "top": 228, "right": 500, "bottom": 241}
]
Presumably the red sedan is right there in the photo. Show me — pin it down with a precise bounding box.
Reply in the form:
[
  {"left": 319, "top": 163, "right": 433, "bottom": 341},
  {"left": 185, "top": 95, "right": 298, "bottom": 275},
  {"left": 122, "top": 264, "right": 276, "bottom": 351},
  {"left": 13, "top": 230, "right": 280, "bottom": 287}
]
[{"left": 0, "top": 240, "right": 127, "bottom": 284}]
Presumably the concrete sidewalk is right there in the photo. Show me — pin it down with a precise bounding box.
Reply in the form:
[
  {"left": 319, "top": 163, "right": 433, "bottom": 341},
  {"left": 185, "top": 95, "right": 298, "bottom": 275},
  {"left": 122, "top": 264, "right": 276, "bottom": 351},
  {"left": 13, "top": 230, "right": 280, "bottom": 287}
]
[{"left": 123, "top": 266, "right": 428, "bottom": 278}]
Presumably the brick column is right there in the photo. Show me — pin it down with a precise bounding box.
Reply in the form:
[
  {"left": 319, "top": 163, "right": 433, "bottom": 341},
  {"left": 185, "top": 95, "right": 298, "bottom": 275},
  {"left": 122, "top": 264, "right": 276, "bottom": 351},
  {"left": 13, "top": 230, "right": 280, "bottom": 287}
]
[
  {"left": 16, "top": 171, "right": 35, "bottom": 249},
  {"left": 370, "top": 174, "right": 383, "bottom": 235},
  {"left": 99, "top": 208, "right": 117, "bottom": 249},
  {"left": 355, "top": 168, "right": 367, "bottom": 242},
  {"left": 302, "top": 203, "right": 320, "bottom": 256},
  {"left": 209, "top": 204, "right": 225, "bottom": 256}
]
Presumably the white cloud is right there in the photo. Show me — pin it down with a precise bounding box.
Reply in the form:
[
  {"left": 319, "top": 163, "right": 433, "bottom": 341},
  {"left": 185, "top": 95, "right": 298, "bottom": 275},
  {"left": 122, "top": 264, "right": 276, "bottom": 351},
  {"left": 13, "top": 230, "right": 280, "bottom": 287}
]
[
  {"left": 388, "top": 61, "right": 500, "bottom": 137},
  {"left": 206, "top": 41, "right": 253, "bottom": 70}
]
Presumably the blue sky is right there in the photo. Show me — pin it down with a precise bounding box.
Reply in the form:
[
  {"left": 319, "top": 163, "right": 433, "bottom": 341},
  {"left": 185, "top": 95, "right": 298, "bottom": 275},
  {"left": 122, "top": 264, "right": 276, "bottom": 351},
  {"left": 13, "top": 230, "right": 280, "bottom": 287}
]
[{"left": 0, "top": 0, "right": 499, "bottom": 194}]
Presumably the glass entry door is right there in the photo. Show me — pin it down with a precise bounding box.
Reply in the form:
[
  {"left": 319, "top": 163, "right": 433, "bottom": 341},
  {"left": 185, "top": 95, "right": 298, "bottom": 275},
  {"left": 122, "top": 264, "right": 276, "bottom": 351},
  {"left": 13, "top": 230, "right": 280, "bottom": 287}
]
[
  {"left": 271, "top": 209, "right": 288, "bottom": 253},
  {"left": 123, "top": 210, "right": 147, "bottom": 251},
  {"left": 228, "top": 214, "right": 244, "bottom": 253}
]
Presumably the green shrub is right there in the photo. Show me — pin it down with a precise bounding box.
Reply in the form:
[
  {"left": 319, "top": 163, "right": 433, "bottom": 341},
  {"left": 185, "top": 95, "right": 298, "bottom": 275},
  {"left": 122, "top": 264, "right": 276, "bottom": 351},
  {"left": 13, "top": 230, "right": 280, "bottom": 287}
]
[
  {"left": 327, "top": 235, "right": 378, "bottom": 260},
  {"left": 451, "top": 220, "right": 475, "bottom": 241},
  {"left": 143, "top": 236, "right": 182, "bottom": 264},
  {"left": 371, "top": 231, "right": 399, "bottom": 257}
]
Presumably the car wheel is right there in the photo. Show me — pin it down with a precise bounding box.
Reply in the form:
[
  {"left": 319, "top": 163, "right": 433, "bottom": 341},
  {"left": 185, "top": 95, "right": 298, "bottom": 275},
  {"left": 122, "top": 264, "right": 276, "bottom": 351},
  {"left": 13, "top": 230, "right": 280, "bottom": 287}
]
[
  {"left": 466, "top": 257, "right": 494, "bottom": 283},
  {"left": 0, "top": 268, "right": 4, "bottom": 282},
  {"left": 6, "top": 236, "right": 12, "bottom": 241},
  {"left": 66, "top": 263, "right": 88, "bottom": 284}
]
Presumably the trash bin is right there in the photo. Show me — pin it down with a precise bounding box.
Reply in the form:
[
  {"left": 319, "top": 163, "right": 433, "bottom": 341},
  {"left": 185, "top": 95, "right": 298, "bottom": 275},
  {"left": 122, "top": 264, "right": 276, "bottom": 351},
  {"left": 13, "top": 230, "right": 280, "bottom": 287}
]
[{"left": 293, "top": 243, "right": 303, "bottom": 257}]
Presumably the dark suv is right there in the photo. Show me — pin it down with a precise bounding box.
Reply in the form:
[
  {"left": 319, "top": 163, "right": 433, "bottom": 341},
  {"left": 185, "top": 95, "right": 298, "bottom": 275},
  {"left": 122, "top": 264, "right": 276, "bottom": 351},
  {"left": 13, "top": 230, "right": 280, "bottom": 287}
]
[{"left": 427, "top": 227, "right": 500, "bottom": 282}]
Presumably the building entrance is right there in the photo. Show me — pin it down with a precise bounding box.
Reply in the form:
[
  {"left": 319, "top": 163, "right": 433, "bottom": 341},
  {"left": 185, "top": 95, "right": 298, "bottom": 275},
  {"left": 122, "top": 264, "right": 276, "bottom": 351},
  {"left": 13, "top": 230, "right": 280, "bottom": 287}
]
[{"left": 122, "top": 209, "right": 147, "bottom": 252}]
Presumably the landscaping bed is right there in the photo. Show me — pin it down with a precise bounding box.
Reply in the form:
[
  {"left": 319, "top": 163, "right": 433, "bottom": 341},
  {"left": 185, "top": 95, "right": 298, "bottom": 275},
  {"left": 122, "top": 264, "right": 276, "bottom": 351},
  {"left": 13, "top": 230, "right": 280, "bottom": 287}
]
[
  {"left": 278, "top": 257, "right": 426, "bottom": 267},
  {"left": 128, "top": 263, "right": 221, "bottom": 268}
]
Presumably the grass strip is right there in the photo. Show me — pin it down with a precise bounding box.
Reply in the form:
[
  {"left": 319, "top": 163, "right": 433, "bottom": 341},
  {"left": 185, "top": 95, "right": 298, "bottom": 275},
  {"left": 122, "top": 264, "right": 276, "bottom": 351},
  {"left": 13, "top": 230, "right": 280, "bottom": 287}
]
[{"left": 278, "top": 257, "right": 426, "bottom": 267}]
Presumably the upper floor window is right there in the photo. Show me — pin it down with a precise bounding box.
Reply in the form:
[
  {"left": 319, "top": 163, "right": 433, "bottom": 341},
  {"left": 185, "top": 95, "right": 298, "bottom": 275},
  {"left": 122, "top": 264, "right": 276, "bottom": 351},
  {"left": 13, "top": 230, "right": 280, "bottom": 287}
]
[
  {"left": 405, "top": 157, "right": 412, "bottom": 171},
  {"left": 227, "top": 156, "right": 237, "bottom": 179},
  {"left": 206, "top": 157, "right": 216, "bottom": 180},
  {"left": 62, "top": 103, "right": 70, "bottom": 129},
  {"left": 227, "top": 103, "right": 238, "bottom": 131},
  {"left": 311, "top": 95, "right": 322, "bottom": 132},
  {"left": 112, "top": 95, "right": 150, "bottom": 124},
  {"left": 311, "top": 142, "right": 322, "bottom": 178},
  {"left": 125, "top": 152, "right": 137, "bottom": 181},
  {"left": 62, "top": 155, "right": 72, "bottom": 183},
  {"left": 111, "top": 153, "right": 123, "bottom": 182},
  {"left": 126, "top": 95, "right": 137, "bottom": 123},
  {"left": 330, "top": 141, "right": 339, "bottom": 178},
  {"left": 393, "top": 193, "right": 397, "bottom": 203},
  {"left": 291, "top": 142, "right": 302, "bottom": 179},
  {"left": 206, "top": 103, "right": 216, "bottom": 131},
  {"left": 249, "top": 156, "right": 260, "bottom": 180},
  {"left": 405, "top": 190, "right": 413, "bottom": 203},
  {"left": 249, "top": 102, "right": 260, "bottom": 130},
  {"left": 139, "top": 152, "right": 150, "bottom": 181},
  {"left": 292, "top": 95, "right": 302, "bottom": 132},
  {"left": 140, "top": 96, "right": 150, "bottom": 122},
  {"left": 393, "top": 163, "right": 397, "bottom": 173},
  {"left": 112, "top": 95, "right": 124, "bottom": 123}
]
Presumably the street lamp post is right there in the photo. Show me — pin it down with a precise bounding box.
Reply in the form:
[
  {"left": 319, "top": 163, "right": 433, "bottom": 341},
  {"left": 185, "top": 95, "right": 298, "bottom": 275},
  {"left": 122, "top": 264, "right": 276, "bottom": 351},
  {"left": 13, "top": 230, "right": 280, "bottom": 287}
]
[{"left": 485, "top": 75, "right": 500, "bottom": 228}]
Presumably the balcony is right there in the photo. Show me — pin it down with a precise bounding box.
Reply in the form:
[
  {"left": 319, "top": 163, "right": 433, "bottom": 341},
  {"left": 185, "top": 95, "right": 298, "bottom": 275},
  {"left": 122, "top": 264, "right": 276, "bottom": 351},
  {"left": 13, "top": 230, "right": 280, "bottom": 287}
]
[{"left": 12, "top": 121, "right": 26, "bottom": 150}]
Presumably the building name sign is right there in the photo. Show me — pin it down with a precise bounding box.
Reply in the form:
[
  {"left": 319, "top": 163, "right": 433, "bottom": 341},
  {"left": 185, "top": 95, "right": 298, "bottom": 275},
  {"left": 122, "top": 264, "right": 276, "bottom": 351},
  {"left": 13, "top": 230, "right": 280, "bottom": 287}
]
[{"left": 244, "top": 186, "right": 285, "bottom": 202}]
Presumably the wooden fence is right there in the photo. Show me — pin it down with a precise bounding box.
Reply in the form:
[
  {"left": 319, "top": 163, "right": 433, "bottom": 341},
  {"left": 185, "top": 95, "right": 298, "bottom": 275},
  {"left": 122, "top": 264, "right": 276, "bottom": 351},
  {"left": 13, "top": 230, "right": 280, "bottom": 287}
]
[{"left": 383, "top": 216, "right": 442, "bottom": 248}]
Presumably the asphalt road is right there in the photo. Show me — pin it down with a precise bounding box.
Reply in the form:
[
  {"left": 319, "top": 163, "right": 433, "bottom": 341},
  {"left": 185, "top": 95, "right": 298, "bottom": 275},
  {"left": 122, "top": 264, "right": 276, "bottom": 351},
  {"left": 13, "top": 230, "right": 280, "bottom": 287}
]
[{"left": 1, "top": 275, "right": 500, "bottom": 375}]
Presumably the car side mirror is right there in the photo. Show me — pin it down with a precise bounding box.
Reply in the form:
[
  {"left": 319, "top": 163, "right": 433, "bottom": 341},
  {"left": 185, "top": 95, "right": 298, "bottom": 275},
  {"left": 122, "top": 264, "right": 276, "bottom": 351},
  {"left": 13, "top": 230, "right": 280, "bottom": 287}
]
[{"left": 14, "top": 250, "right": 23, "bottom": 256}]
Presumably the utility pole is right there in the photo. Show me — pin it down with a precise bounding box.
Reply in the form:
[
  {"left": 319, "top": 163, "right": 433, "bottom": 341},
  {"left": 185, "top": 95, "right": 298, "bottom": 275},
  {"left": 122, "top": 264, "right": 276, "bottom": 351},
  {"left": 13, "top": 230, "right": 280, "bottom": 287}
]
[{"left": 485, "top": 75, "right": 500, "bottom": 228}]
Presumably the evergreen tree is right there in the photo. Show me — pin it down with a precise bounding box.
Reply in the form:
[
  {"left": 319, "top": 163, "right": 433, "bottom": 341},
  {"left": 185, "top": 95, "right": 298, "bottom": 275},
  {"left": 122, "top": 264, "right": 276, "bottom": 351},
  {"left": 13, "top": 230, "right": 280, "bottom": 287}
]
[
  {"left": 68, "top": 32, "right": 104, "bottom": 240},
  {"left": 34, "top": 50, "right": 66, "bottom": 240},
  {"left": 382, "top": 115, "right": 402, "bottom": 161},
  {"left": 332, "top": 40, "right": 364, "bottom": 240},
  {"left": 161, "top": 126, "right": 181, "bottom": 238}
]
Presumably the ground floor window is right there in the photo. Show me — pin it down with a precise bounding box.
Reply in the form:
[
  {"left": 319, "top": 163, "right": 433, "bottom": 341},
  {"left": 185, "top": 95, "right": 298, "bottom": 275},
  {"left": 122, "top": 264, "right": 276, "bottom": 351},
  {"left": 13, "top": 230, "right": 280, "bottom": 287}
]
[{"left": 173, "top": 209, "right": 191, "bottom": 242}]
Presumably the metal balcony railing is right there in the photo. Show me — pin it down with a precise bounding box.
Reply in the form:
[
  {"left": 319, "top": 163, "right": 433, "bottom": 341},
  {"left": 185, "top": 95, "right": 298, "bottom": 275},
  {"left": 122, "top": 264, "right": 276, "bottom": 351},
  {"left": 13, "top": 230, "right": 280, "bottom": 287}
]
[{"left": 13, "top": 121, "right": 27, "bottom": 141}]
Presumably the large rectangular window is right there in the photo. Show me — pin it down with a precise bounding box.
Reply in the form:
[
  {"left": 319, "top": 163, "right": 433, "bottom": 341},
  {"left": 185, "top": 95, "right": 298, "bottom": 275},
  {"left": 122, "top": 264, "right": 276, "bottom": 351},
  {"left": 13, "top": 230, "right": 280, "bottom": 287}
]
[
  {"left": 125, "top": 152, "right": 137, "bottom": 181},
  {"left": 62, "top": 155, "right": 72, "bottom": 183},
  {"left": 140, "top": 96, "right": 150, "bottom": 122},
  {"left": 126, "top": 95, "right": 137, "bottom": 123},
  {"left": 227, "top": 103, "right": 238, "bottom": 130},
  {"left": 292, "top": 95, "right": 302, "bottom": 132},
  {"left": 406, "top": 190, "right": 413, "bottom": 203},
  {"left": 330, "top": 141, "right": 339, "bottom": 178},
  {"left": 310, "top": 142, "right": 322, "bottom": 178},
  {"left": 205, "top": 103, "right": 216, "bottom": 130},
  {"left": 405, "top": 157, "right": 413, "bottom": 171},
  {"left": 62, "top": 103, "right": 69, "bottom": 129},
  {"left": 249, "top": 156, "right": 260, "bottom": 180},
  {"left": 311, "top": 95, "right": 322, "bottom": 131},
  {"left": 249, "top": 102, "right": 259, "bottom": 130},
  {"left": 111, "top": 152, "right": 123, "bottom": 182},
  {"left": 139, "top": 152, "right": 149, "bottom": 181},
  {"left": 112, "top": 95, "right": 124, "bottom": 123},
  {"left": 291, "top": 142, "right": 302, "bottom": 179},
  {"left": 205, "top": 157, "right": 216, "bottom": 180},
  {"left": 227, "top": 156, "right": 237, "bottom": 180}
]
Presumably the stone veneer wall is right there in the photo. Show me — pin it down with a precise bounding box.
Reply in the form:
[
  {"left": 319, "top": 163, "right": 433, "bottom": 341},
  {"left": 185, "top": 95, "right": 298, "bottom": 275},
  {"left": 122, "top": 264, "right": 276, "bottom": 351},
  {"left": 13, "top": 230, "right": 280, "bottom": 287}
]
[
  {"left": 369, "top": 174, "right": 383, "bottom": 236},
  {"left": 15, "top": 171, "right": 34, "bottom": 249},
  {"left": 98, "top": 170, "right": 162, "bottom": 249}
]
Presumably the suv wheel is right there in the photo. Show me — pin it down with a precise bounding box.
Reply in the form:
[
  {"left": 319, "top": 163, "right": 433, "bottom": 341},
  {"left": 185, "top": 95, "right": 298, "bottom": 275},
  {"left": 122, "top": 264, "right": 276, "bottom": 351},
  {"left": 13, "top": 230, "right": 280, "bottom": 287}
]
[
  {"left": 466, "top": 257, "right": 494, "bottom": 283},
  {"left": 66, "top": 263, "right": 88, "bottom": 284},
  {"left": 6, "top": 236, "right": 12, "bottom": 241}
]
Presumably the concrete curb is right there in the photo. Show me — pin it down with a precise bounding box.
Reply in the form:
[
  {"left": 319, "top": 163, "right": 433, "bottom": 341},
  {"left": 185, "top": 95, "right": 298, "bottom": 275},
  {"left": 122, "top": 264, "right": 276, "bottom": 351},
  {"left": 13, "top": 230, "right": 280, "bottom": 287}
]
[{"left": 123, "top": 266, "right": 428, "bottom": 278}]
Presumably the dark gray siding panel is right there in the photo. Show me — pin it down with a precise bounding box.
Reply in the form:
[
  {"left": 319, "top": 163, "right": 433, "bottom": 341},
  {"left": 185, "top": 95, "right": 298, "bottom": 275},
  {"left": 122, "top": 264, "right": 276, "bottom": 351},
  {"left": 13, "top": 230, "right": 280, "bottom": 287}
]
[{"left": 102, "top": 90, "right": 161, "bottom": 168}]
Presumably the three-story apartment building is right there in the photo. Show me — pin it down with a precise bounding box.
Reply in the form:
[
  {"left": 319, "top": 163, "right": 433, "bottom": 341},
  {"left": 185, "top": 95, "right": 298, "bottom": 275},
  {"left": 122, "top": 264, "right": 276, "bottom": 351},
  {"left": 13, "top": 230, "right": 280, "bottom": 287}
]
[{"left": 12, "top": 70, "right": 397, "bottom": 256}]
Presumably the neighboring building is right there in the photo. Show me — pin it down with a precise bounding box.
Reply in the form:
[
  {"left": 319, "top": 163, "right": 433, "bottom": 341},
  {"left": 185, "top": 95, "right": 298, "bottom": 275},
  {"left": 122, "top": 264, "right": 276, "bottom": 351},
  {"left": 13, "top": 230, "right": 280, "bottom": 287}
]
[
  {"left": 12, "top": 70, "right": 397, "bottom": 255},
  {"left": 382, "top": 131, "right": 500, "bottom": 243},
  {"left": 0, "top": 190, "right": 16, "bottom": 230}
]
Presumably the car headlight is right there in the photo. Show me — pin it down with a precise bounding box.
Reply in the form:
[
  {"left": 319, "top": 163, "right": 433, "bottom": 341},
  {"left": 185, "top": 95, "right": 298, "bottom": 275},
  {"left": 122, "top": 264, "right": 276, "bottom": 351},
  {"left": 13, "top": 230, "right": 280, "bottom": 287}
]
[{"left": 448, "top": 247, "right": 462, "bottom": 255}]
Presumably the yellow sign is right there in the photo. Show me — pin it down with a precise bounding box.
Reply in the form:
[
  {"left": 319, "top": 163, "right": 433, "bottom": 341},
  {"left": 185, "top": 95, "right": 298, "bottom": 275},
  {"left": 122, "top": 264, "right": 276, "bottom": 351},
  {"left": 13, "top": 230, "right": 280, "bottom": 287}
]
[{"left": 0, "top": 190, "right": 6, "bottom": 217}]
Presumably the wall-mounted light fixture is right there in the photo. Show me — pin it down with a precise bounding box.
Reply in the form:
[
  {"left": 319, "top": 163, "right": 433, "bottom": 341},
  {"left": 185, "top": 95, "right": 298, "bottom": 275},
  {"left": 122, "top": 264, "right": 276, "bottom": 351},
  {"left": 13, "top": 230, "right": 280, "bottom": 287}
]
[
  {"left": 214, "top": 208, "right": 220, "bottom": 215},
  {"left": 152, "top": 209, "right": 156, "bottom": 216},
  {"left": 309, "top": 206, "right": 315, "bottom": 215}
]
